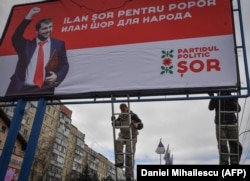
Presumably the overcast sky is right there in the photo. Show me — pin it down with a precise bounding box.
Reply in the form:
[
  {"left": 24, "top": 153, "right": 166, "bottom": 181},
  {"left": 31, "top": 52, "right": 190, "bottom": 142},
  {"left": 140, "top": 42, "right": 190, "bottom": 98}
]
[{"left": 1, "top": 0, "right": 250, "bottom": 170}]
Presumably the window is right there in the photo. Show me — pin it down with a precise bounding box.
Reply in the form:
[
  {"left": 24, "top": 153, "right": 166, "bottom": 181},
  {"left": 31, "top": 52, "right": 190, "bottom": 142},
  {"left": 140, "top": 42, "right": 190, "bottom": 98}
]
[
  {"left": 13, "top": 146, "right": 16, "bottom": 154},
  {"left": 41, "top": 126, "right": 46, "bottom": 133},
  {"left": 49, "top": 130, "right": 53, "bottom": 136},
  {"left": 53, "top": 110, "right": 57, "bottom": 116},
  {"left": 47, "top": 106, "right": 51, "bottom": 113},
  {"left": 23, "top": 129, "right": 28, "bottom": 136},
  {"left": 26, "top": 117, "right": 31, "bottom": 125}
]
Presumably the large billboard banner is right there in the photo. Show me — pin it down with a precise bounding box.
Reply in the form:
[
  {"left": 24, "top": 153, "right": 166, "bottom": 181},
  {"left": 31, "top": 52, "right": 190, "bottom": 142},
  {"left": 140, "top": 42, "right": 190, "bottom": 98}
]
[{"left": 0, "top": 0, "right": 239, "bottom": 99}]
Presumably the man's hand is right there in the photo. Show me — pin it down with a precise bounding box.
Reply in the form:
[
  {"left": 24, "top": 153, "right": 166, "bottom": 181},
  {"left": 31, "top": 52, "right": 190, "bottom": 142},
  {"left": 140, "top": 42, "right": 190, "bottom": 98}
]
[
  {"left": 133, "top": 122, "right": 143, "bottom": 130},
  {"left": 132, "top": 123, "right": 138, "bottom": 128},
  {"left": 26, "top": 7, "right": 40, "bottom": 20},
  {"left": 208, "top": 92, "right": 214, "bottom": 96},
  {"left": 111, "top": 116, "right": 116, "bottom": 121},
  {"left": 45, "top": 72, "right": 57, "bottom": 85}
]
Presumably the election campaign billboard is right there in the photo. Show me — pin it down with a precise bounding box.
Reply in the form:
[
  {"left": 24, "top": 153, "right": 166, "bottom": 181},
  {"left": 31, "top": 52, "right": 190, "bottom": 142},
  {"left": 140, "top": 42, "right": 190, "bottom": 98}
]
[{"left": 0, "top": 0, "right": 240, "bottom": 100}]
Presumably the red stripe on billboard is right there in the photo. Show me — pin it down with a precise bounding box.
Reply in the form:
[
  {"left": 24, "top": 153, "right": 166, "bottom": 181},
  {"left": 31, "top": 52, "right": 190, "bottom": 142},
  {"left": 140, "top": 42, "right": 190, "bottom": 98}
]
[{"left": 0, "top": 0, "right": 233, "bottom": 55}]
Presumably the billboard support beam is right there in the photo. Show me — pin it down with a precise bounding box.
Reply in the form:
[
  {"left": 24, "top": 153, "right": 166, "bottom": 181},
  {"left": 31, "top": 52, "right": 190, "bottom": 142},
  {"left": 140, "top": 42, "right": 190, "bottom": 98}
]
[
  {"left": 18, "top": 98, "right": 47, "bottom": 181},
  {"left": 0, "top": 98, "right": 26, "bottom": 180}
]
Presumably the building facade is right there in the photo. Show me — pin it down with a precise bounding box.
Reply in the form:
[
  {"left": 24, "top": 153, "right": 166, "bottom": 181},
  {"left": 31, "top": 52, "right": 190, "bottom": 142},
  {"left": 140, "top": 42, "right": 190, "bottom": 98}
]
[
  {"left": 0, "top": 108, "right": 27, "bottom": 181},
  {"left": 0, "top": 101, "right": 121, "bottom": 181}
]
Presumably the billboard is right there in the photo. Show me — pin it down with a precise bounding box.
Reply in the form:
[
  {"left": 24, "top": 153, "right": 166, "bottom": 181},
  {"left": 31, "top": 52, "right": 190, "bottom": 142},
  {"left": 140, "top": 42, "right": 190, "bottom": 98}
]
[{"left": 0, "top": 0, "right": 239, "bottom": 100}]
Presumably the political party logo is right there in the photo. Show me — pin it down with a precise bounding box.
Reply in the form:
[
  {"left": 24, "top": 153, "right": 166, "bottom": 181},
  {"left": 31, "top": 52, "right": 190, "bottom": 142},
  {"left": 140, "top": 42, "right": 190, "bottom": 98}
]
[
  {"left": 160, "top": 49, "right": 174, "bottom": 75},
  {"left": 160, "top": 46, "right": 221, "bottom": 77}
]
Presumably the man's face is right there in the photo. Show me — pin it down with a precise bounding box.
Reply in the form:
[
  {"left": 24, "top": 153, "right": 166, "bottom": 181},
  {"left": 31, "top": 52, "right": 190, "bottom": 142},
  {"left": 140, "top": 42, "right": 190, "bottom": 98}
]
[
  {"left": 37, "top": 22, "right": 53, "bottom": 41},
  {"left": 121, "top": 106, "right": 128, "bottom": 113}
]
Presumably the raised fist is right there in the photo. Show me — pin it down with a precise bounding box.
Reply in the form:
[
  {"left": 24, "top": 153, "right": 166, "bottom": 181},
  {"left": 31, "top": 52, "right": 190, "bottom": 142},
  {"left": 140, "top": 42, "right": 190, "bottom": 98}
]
[{"left": 26, "top": 7, "right": 40, "bottom": 19}]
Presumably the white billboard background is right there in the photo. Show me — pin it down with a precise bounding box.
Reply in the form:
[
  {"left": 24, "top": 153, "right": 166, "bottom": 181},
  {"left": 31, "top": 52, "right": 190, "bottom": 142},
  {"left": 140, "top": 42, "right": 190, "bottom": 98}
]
[
  {"left": 58, "top": 35, "right": 237, "bottom": 94},
  {"left": 0, "top": 35, "right": 238, "bottom": 96}
]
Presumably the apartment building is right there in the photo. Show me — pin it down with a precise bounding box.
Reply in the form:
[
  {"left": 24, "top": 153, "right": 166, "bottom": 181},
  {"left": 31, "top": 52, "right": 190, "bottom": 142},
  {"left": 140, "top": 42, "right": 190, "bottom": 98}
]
[
  {"left": 0, "top": 108, "right": 27, "bottom": 181},
  {"left": 0, "top": 101, "right": 119, "bottom": 180}
]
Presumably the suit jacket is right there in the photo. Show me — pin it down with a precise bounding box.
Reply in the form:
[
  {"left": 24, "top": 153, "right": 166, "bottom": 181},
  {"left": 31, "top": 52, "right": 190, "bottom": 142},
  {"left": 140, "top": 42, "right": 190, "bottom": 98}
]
[{"left": 5, "top": 19, "right": 69, "bottom": 96}]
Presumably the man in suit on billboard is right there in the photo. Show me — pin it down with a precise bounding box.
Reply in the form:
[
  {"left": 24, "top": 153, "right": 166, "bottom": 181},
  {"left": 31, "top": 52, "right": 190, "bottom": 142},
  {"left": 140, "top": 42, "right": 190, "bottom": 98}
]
[{"left": 5, "top": 7, "right": 69, "bottom": 97}]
